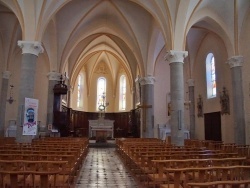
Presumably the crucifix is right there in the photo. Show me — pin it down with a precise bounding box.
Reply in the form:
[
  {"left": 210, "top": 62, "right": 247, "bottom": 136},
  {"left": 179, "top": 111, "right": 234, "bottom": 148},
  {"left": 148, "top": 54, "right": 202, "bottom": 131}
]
[{"left": 137, "top": 104, "right": 152, "bottom": 132}]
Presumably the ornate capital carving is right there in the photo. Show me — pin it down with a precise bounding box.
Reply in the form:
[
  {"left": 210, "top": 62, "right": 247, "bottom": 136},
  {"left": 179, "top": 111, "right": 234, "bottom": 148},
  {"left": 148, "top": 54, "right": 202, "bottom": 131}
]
[
  {"left": 165, "top": 50, "right": 188, "bottom": 63},
  {"left": 187, "top": 79, "right": 194, "bottom": 87},
  {"left": 47, "top": 72, "right": 61, "bottom": 81},
  {"left": 227, "top": 56, "right": 244, "bottom": 68},
  {"left": 135, "top": 75, "right": 140, "bottom": 83},
  {"left": 2, "top": 71, "right": 11, "bottom": 79},
  {"left": 139, "top": 76, "right": 155, "bottom": 85},
  {"left": 18, "top": 40, "right": 44, "bottom": 56}
]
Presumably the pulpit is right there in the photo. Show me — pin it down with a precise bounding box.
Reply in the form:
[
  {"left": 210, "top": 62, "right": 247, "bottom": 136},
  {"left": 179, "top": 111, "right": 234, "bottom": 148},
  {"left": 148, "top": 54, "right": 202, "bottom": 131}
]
[{"left": 89, "top": 119, "right": 114, "bottom": 139}]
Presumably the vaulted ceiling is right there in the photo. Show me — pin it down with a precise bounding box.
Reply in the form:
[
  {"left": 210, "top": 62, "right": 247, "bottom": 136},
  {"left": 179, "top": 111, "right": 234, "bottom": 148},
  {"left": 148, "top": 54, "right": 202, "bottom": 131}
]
[{"left": 0, "top": 0, "right": 249, "bottom": 90}]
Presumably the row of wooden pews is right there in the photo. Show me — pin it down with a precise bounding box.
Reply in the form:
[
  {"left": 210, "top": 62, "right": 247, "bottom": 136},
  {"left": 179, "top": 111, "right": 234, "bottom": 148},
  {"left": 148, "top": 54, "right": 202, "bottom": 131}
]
[
  {"left": 116, "top": 138, "right": 250, "bottom": 188},
  {"left": 0, "top": 137, "right": 89, "bottom": 187}
]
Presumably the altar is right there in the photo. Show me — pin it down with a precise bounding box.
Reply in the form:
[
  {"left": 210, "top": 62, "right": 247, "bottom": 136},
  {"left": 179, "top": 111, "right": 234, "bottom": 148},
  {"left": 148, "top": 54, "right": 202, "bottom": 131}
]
[{"left": 89, "top": 119, "right": 114, "bottom": 139}]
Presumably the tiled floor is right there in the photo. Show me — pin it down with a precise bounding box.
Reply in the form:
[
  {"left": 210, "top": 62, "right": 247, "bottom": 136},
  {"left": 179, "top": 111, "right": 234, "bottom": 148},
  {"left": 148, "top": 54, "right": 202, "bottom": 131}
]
[{"left": 76, "top": 148, "right": 140, "bottom": 188}]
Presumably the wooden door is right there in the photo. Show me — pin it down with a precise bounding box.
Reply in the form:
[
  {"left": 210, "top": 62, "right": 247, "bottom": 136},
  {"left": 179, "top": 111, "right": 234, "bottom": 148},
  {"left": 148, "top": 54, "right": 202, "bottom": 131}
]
[{"left": 204, "top": 112, "right": 222, "bottom": 141}]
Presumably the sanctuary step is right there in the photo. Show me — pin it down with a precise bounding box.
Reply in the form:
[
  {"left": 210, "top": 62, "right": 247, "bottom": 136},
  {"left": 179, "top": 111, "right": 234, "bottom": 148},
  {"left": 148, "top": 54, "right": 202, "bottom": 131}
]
[{"left": 89, "top": 139, "right": 116, "bottom": 148}]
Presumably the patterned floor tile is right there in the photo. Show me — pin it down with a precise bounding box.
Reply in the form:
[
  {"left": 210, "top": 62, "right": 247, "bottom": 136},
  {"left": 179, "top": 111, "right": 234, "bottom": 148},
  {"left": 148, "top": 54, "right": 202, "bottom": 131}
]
[{"left": 75, "top": 148, "right": 139, "bottom": 188}]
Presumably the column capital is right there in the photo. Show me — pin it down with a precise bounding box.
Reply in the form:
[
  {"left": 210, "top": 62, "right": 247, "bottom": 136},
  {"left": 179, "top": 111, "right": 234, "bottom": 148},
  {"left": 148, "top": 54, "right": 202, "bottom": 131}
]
[
  {"left": 47, "top": 72, "right": 61, "bottom": 81},
  {"left": 139, "top": 76, "right": 155, "bottom": 85},
  {"left": 18, "top": 40, "right": 44, "bottom": 56},
  {"left": 187, "top": 79, "right": 194, "bottom": 86},
  {"left": 165, "top": 50, "right": 188, "bottom": 63},
  {"left": 2, "top": 71, "right": 11, "bottom": 79},
  {"left": 227, "top": 56, "right": 244, "bottom": 68},
  {"left": 135, "top": 75, "right": 140, "bottom": 82}
]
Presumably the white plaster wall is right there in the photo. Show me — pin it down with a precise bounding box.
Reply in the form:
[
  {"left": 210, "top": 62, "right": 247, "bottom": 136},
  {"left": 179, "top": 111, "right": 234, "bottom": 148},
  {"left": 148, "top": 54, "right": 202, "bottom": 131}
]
[
  {"left": 34, "top": 55, "right": 49, "bottom": 127},
  {"left": 193, "top": 33, "right": 233, "bottom": 143},
  {"left": 240, "top": 11, "right": 250, "bottom": 145},
  {"left": 5, "top": 52, "right": 22, "bottom": 132},
  {"left": 154, "top": 49, "right": 171, "bottom": 136}
]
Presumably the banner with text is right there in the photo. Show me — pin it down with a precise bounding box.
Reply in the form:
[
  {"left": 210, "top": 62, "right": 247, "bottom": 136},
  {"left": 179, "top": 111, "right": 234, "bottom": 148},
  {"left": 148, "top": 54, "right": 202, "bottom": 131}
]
[{"left": 22, "top": 98, "right": 39, "bottom": 135}]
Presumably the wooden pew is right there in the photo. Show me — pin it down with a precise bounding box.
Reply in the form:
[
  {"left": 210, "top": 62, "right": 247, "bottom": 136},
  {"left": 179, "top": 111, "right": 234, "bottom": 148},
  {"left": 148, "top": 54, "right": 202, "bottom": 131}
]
[
  {"left": 187, "top": 180, "right": 250, "bottom": 188},
  {"left": 159, "top": 165, "right": 250, "bottom": 188},
  {"left": 0, "top": 137, "right": 89, "bottom": 187},
  {"left": 0, "top": 160, "right": 69, "bottom": 187},
  {"left": 147, "top": 158, "right": 247, "bottom": 188}
]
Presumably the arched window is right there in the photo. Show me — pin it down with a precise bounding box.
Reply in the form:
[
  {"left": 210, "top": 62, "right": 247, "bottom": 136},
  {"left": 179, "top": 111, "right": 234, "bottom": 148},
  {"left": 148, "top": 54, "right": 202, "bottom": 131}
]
[
  {"left": 96, "top": 77, "right": 106, "bottom": 110},
  {"left": 77, "top": 75, "right": 83, "bottom": 107},
  {"left": 119, "top": 75, "right": 126, "bottom": 110},
  {"left": 206, "top": 53, "right": 217, "bottom": 98}
]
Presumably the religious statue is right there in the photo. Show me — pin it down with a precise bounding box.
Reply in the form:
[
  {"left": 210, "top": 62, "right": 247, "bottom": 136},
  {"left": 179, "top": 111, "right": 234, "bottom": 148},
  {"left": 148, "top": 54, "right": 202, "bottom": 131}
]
[
  {"left": 197, "top": 94, "right": 203, "bottom": 117},
  {"left": 220, "top": 87, "right": 230, "bottom": 115}
]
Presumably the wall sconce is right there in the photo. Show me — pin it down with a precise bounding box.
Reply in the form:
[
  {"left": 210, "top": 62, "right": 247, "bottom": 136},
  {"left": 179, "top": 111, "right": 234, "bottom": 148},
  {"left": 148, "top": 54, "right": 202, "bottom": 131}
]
[{"left": 7, "top": 85, "right": 15, "bottom": 104}]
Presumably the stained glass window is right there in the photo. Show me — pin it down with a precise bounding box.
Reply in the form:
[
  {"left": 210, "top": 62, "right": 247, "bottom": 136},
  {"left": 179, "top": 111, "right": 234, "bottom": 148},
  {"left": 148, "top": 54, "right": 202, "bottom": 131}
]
[
  {"left": 77, "top": 75, "right": 82, "bottom": 107},
  {"left": 206, "top": 53, "right": 217, "bottom": 98},
  {"left": 119, "top": 75, "right": 126, "bottom": 110},
  {"left": 211, "top": 56, "right": 216, "bottom": 96},
  {"left": 96, "top": 77, "right": 106, "bottom": 110}
]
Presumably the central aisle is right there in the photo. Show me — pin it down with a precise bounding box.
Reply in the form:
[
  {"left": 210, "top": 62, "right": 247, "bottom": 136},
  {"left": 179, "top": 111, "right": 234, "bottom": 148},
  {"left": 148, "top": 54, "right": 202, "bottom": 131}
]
[{"left": 76, "top": 148, "right": 140, "bottom": 188}]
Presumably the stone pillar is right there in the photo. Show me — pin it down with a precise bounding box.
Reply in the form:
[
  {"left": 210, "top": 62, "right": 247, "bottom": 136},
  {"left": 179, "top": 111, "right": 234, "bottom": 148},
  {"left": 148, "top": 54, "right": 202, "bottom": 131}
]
[
  {"left": 227, "top": 56, "right": 245, "bottom": 145},
  {"left": 67, "top": 85, "right": 72, "bottom": 108},
  {"left": 132, "top": 86, "right": 136, "bottom": 109},
  {"left": 0, "top": 71, "right": 11, "bottom": 137},
  {"left": 46, "top": 72, "right": 61, "bottom": 130},
  {"left": 187, "top": 79, "right": 195, "bottom": 139},
  {"left": 165, "top": 50, "right": 188, "bottom": 146},
  {"left": 16, "top": 41, "right": 44, "bottom": 143},
  {"left": 139, "top": 76, "right": 155, "bottom": 138}
]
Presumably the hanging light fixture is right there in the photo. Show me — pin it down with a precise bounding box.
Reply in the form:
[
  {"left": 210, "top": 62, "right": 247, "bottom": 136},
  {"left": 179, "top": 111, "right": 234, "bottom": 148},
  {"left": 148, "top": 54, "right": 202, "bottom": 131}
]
[{"left": 7, "top": 85, "right": 15, "bottom": 104}]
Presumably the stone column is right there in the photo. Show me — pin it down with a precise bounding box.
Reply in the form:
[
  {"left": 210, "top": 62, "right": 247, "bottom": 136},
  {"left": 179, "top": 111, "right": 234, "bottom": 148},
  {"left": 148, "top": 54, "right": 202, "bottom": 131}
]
[
  {"left": 67, "top": 85, "right": 72, "bottom": 108},
  {"left": 165, "top": 50, "right": 188, "bottom": 146},
  {"left": 132, "top": 86, "right": 136, "bottom": 109},
  {"left": 227, "top": 56, "right": 245, "bottom": 145},
  {"left": 16, "top": 41, "right": 44, "bottom": 143},
  {"left": 46, "top": 72, "right": 61, "bottom": 130},
  {"left": 187, "top": 79, "right": 195, "bottom": 139},
  {"left": 139, "top": 76, "right": 155, "bottom": 138},
  {"left": 0, "top": 71, "right": 11, "bottom": 136}
]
